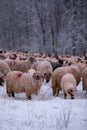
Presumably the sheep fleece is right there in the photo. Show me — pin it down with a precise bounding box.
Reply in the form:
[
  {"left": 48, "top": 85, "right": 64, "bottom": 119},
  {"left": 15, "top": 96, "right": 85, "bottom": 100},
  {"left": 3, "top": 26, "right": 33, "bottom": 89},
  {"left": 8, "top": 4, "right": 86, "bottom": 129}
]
[
  {"left": 0, "top": 60, "right": 10, "bottom": 76},
  {"left": 36, "top": 60, "right": 53, "bottom": 82},
  {"left": 52, "top": 66, "right": 81, "bottom": 96},
  {"left": 6, "top": 71, "right": 42, "bottom": 98},
  {"left": 61, "top": 73, "right": 76, "bottom": 98},
  {"left": 82, "top": 68, "right": 87, "bottom": 91}
]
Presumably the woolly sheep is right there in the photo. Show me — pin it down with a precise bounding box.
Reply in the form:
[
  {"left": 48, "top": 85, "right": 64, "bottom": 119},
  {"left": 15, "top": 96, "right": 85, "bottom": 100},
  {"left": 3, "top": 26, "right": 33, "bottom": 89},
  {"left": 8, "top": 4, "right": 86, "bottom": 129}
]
[
  {"left": 6, "top": 70, "right": 43, "bottom": 99},
  {"left": 6, "top": 56, "right": 35, "bottom": 72},
  {"left": 0, "top": 60, "right": 10, "bottom": 77},
  {"left": 82, "top": 68, "right": 87, "bottom": 92},
  {"left": 61, "top": 73, "right": 76, "bottom": 99},
  {"left": 76, "top": 63, "right": 87, "bottom": 76},
  {"left": 50, "top": 59, "right": 64, "bottom": 71},
  {"left": 52, "top": 66, "right": 81, "bottom": 97},
  {"left": 34, "top": 60, "right": 53, "bottom": 83}
]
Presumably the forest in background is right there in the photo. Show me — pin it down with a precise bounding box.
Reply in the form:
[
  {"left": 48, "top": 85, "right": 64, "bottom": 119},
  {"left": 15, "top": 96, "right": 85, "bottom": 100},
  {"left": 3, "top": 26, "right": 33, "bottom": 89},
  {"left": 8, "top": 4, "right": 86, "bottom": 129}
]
[{"left": 0, "top": 0, "right": 87, "bottom": 55}]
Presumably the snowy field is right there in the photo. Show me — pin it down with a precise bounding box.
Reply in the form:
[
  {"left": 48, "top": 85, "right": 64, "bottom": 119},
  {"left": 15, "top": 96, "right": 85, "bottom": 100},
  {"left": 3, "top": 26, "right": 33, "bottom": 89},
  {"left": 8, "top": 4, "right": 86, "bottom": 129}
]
[{"left": 0, "top": 80, "right": 87, "bottom": 130}]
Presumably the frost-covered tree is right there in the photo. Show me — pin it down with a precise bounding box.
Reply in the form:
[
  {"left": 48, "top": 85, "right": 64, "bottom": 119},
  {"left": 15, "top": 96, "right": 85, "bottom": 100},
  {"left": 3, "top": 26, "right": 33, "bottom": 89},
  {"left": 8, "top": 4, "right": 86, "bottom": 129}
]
[{"left": 0, "top": 0, "right": 86, "bottom": 55}]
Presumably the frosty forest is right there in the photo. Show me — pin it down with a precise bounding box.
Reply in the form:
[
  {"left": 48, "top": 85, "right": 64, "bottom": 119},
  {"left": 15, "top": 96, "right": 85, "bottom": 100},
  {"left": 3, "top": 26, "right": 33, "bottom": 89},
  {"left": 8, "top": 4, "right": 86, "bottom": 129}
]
[{"left": 0, "top": 0, "right": 87, "bottom": 55}]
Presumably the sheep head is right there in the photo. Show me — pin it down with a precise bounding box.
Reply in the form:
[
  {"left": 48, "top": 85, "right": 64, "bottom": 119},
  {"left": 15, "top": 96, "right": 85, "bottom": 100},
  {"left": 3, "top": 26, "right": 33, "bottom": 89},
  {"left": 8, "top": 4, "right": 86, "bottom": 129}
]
[
  {"left": 44, "top": 72, "right": 52, "bottom": 83},
  {"left": 33, "top": 71, "right": 43, "bottom": 83},
  {"left": 67, "top": 89, "right": 75, "bottom": 99}
]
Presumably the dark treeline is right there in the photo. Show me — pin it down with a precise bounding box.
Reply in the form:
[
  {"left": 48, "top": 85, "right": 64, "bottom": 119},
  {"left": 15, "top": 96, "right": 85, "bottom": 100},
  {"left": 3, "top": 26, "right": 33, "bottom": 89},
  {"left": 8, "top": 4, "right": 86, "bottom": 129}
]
[{"left": 0, "top": 0, "right": 87, "bottom": 55}]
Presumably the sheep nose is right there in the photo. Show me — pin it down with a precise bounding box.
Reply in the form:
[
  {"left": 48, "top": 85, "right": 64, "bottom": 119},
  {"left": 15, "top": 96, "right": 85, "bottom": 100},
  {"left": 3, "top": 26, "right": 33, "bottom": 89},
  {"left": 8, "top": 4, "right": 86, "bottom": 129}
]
[
  {"left": 36, "top": 75, "right": 40, "bottom": 80},
  {"left": 71, "top": 96, "right": 74, "bottom": 99},
  {"left": 46, "top": 79, "right": 49, "bottom": 83}
]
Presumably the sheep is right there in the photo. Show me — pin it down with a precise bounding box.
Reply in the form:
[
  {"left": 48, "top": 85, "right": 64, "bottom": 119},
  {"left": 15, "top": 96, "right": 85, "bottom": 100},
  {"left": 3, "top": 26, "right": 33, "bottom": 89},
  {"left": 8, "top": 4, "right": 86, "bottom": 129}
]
[
  {"left": 76, "top": 63, "right": 87, "bottom": 76},
  {"left": 61, "top": 73, "right": 77, "bottom": 99},
  {"left": 82, "top": 68, "right": 87, "bottom": 92},
  {"left": 34, "top": 60, "right": 53, "bottom": 83},
  {"left": 0, "top": 60, "right": 10, "bottom": 77},
  {"left": 49, "top": 58, "right": 64, "bottom": 71},
  {"left": 6, "top": 56, "right": 35, "bottom": 72},
  {"left": 50, "top": 61, "right": 62, "bottom": 71},
  {"left": 6, "top": 70, "right": 43, "bottom": 99},
  {"left": 0, "top": 53, "right": 6, "bottom": 60},
  {"left": 52, "top": 66, "right": 81, "bottom": 97}
]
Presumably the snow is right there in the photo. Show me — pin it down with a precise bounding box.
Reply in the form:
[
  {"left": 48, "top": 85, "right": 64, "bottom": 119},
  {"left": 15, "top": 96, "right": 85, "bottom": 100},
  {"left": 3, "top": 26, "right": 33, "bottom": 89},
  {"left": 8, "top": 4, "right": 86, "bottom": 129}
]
[{"left": 0, "top": 80, "right": 87, "bottom": 130}]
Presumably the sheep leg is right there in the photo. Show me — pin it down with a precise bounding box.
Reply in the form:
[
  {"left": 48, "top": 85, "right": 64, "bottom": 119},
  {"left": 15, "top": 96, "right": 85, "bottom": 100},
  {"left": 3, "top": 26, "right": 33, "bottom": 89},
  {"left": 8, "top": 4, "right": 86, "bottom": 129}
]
[
  {"left": 8, "top": 93, "right": 11, "bottom": 97},
  {"left": 27, "top": 96, "right": 31, "bottom": 100},
  {"left": 56, "top": 88, "right": 60, "bottom": 96},
  {"left": 52, "top": 86, "right": 57, "bottom": 96},
  {"left": 0, "top": 78, "right": 4, "bottom": 86},
  {"left": 6, "top": 87, "right": 11, "bottom": 97},
  {"left": 12, "top": 91, "right": 15, "bottom": 97},
  {"left": 71, "top": 95, "right": 74, "bottom": 99},
  {"left": 64, "top": 92, "right": 67, "bottom": 99}
]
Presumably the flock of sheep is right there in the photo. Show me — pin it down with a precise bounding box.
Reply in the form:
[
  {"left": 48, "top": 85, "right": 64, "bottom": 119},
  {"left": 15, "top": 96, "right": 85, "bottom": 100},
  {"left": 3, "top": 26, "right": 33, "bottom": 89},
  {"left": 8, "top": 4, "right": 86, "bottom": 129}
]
[{"left": 0, "top": 50, "right": 87, "bottom": 100}]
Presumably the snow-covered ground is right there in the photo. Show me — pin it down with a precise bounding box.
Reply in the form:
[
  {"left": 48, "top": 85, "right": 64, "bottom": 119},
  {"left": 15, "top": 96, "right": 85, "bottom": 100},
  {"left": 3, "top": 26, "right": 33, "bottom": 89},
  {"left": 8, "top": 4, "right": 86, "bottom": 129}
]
[{"left": 0, "top": 80, "right": 87, "bottom": 130}]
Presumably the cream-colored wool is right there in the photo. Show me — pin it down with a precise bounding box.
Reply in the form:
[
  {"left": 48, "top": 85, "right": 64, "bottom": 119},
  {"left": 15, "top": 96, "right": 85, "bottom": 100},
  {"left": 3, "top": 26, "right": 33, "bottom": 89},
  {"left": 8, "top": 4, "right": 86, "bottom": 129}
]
[
  {"left": 82, "top": 68, "right": 87, "bottom": 91},
  {"left": 61, "top": 73, "right": 76, "bottom": 99},
  {"left": 71, "top": 63, "right": 87, "bottom": 76},
  {"left": 52, "top": 66, "right": 81, "bottom": 97},
  {"left": 0, "top": 60, "right": 10, "bottom": 77},
  {"left": 34, "top": 60, "right": 53, "bottom": 83},
  {"left": 6, "top": 70, "right": 42, "bottom": 99},
  {"left": 6, "top": 57, "right": 35, "bottom": 72},
  {"left": 28, "top": 69, "right": 37, "bottom": 76}
]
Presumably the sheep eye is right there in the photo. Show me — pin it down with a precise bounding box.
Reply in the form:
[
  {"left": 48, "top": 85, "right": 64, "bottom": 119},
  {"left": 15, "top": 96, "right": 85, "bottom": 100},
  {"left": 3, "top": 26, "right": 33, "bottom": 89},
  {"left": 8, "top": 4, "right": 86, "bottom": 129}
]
[{"left": 44, "top": 73, "right": 47, "bottom": 76}]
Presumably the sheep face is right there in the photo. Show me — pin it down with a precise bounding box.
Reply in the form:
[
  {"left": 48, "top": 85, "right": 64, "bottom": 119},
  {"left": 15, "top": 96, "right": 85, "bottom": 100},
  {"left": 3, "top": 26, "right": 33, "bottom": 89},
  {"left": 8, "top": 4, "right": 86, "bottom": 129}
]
[
  {"left": 63, "top": 86, "right": 75, "bottom": 99},
  {"left": 33, "top": 72, "right": 43, "bottom": 83},
  {"left": 44, "top": 72, "right": 51, "bottom": 83},
  {"left": 67, "top": 89, "right": 75, "bottom": 99}
]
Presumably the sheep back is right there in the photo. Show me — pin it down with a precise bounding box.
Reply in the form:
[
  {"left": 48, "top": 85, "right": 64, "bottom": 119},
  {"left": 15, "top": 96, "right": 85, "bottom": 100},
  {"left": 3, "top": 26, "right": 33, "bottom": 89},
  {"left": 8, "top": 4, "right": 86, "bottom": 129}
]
[
  {"left": 52, "top": 66, "right": 81, "bottom": 96},
  {"left": 61, "top": 73, "right": 76, "bottom": 99}
]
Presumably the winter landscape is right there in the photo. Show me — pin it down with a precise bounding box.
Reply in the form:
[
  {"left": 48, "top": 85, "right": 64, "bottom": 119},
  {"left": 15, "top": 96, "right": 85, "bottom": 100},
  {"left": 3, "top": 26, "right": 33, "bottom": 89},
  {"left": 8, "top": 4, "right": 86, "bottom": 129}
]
[
  {"left": 0, "top": 80, "right": 87, "bottom": 130},
  {"left": 0, "top": 0, "right": 87, "bottom": 130}
]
